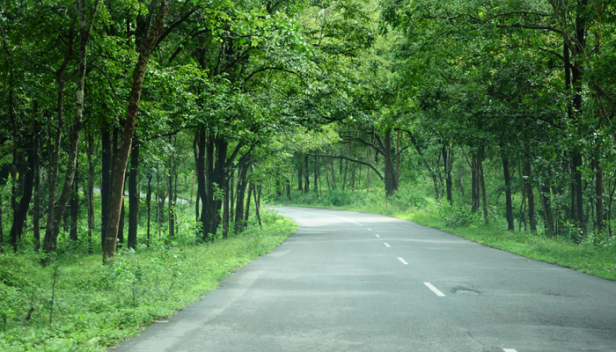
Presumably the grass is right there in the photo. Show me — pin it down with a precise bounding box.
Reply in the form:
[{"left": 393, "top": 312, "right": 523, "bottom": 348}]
[
  {"left": 269, "top": 188, "right": 616, "bottom": 282},
  {"left": 0, "top": 210, "right": 297, "bottom": 352}
]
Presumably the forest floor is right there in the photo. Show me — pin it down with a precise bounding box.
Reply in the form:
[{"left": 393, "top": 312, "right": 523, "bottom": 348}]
[
  {"left": 0, "top": 211, "right": 297, "bottom": 352},
  {"left": 269, "top": 191, "right": 616, "bottom": 282}
]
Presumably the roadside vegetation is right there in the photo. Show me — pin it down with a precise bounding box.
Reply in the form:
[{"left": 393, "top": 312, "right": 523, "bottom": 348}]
[{"left": 0, "top": 206, "right": 295, "bottom": 352}]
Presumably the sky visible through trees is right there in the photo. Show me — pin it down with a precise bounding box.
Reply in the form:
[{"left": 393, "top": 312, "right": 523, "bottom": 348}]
[{"left": 1, "top": 0, "right": 616, "bottom": 259}]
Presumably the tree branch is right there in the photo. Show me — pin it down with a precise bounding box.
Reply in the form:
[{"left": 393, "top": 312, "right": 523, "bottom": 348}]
[
  {"left": 242, "top": 67, "right": 300, "bottom": 86},
  {"left": 156, "top": 8, "right": 196, "bottom": 47},
  {"left": 307, "top": 153, "right": 384, "bottom": 182},
  {"left": 145, "top": 129, "right": 182, "bottom": 141},
  {"left": 495, "top": 23, "right": 561, "bottom": 34},
  {"left": 340, "top": 133, "right": 384, "bottom": 156},
  {"left": 226, "top": 141, "right": 245, "bottom": 168},
  {"left": 538, "top": 46, "right": 564, "bottom": 61}
]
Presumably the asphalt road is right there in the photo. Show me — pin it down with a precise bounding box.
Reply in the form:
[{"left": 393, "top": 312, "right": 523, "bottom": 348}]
[{"left": 112, "top": 206, "right": 616, "bottom": 352}]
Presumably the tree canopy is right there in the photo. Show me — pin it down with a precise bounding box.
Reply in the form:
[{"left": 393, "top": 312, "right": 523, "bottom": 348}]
[{"left": 1, "top": 0, "right": 616, "bottom": 259}]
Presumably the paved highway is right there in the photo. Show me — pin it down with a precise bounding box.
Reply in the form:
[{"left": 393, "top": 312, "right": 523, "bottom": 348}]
[{"left": 113, "top": 206, "right": 616, "bottom": 352}]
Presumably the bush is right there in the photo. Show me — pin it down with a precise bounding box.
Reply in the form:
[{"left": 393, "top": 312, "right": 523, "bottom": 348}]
[{"left": 0, "top": 210, "right": 296, "bottom": 352}]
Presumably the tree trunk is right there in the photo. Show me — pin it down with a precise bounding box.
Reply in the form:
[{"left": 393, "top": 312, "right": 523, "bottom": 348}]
[
  {"left": 329, "top": 157, "right": 337, "bottom": 190},
  {"left": 459, "top": 162, "right": 465, "bottom": 198},
  {"left": 9, "top": 149, "right": 34, "bottom": 252},
  {"left": 245, "top": 182, "right": 254, "bottom": 223},
  {"left": 43, "top": 48, "right": 69, "bottom": 255},
  {"left": 286, "top": 178, "right": 291, "bottom": 200},
  {"left": 594, "top": 156, "right": 604, "bottom": 232},
  {"left": 304, "top": 154, "right": 310, "bottom": 193},
  {"left": 350, "top": 164, "right": 357, "bottom": 193},
  {"left": 128, "top": 140, "right": 139, "bottom": 249},
  {"left": 519, "top": 176, "right": 527, "bottom": 232},
  {"left": 103, "top": 0, "right": 172, "bottom": 262},
  {"left": 501, "top": 144, "right": 514, "bottom": 231},
  {"left": 146, "top": 175, "right": 152, "bottom": 247},
  {"left": 541, "top": 184, "right": 555, "bottom": 236},
  {"left": 223, "top": 175, "right": 230, "bottom": 239},
  {"left": 201, "top": 135, "right": 227, "bottom": 240},
  {"left": 523, "top": 157, "right": 537, "bottom": 233},
  {"left": 42, "top": 117, "right": 83, "bottom": 254},
  {"left": 168, "top": 137, "right": 175, "bottom": 238},
  {"left": 230, "top": 173, "right": 235, "bottom": 225},
  {"left": 478, "top": 154, "right": 489, "bottom": 224},
  {"left": 324, "top": 159, "right": 331, "bottom": 190},
  {"left": 235, "top": 160, "right": 249, "bottom": 232},
  {"left": 254, "top": 184, "right": 262, "bottom": 227},
  {"left": 342, "top": 160, "right": 348, "bottom": 191},
  {"left": 101, "top": 120, "right": 111, "bottom": 250},
  {"left": 443, "top": 145, "right": 453, "bottom": 205},
  {"left": 33, "top": 122, "right": 41, "bottom": 251},
  {"left": 383, "top": 129, "right": 397, "bottom": 196},
  {"left": 156, "top": 170, "right": 165, "bottom": 238},
  {"left": 314, "top": 155, "right": 318, "bottom": 196},
  {"left": 87, "top": 132, "right": 94, "bottom": 254},
  {"left": 118, "top": 200, "right": 125, "bottom": 247},
  {"left": 471, "top": 153, "right": 480, "bottom": 214},
  {"left": 69, "top": 163, "right": 79, "bottom": 242},
  {"left": 42, "top": 0, "right": 99, "bottom": 257},
  {"left": 572, "top": 152, "right": 584, "bottom": 235},
  {"left": 195, "top": 183, "right": 200, "bottom": 222},
  {"left": 408, "top": 131, "right": 438, "bottom": 199},
  {"left": 396, "top": 130, "right": 401, "bottom": 188},
  {"left": 298, "top": 156, "right": 303, "bottom": 191},
  {"left": 568, "top": 0, "right": 587, "bottom": 238},
  {"left": 196, "top": 130, "right": 207, "bottom": 239},
  {"left": 361, "top": 163, "right": 365, "bottom": 191}
]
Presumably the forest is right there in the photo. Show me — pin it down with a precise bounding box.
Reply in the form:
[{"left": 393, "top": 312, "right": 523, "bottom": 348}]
[{"left": 1, "top": 0, "right": 616, "bottom": 350}]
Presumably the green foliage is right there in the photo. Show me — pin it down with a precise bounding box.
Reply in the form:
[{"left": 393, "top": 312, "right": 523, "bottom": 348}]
[
  {"left": 0, "top": 210, "right": 296, "bottom": 352},
  {"left": 405, "top": 203, "right": 616, "bottom": 282}
]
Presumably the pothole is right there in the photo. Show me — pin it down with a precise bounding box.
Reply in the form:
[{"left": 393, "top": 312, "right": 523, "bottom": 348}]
[{"left": 452, "top": 286, "right": 480, "bottom": 295}]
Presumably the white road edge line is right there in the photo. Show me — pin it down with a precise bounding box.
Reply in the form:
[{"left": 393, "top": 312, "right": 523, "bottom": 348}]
[
  {"left": 397, "top": 257, "right": 408, "bottom": 265},
  {"left": 375, "top": 234, "right": 380, "bottom": 238},
  {"left": 424, "top": 282, "right": 446, "bottom": 297},
  {"left": 384, "top": 243, "right": 390, "bottom": 247},
  {"left": 503, "top": 349, "right": 518, "bottom": 352}
]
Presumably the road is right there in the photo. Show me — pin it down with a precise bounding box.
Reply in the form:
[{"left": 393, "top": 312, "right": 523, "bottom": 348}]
[{"left": 112, "top": 206, "right": 616, "bottom": 352}]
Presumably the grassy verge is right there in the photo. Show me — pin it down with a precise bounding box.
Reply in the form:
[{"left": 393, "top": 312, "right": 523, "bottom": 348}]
[
  {"left": 0, "top": 211, "right": 297, "bottom": 352},
  {"left": 270, "top": 190, "right": 616, "bottom": 281}
]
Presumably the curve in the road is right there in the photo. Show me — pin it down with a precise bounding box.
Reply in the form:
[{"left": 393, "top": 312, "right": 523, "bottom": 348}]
[{"left": 112, "top": 206, "right": 616, "bottom": 352}]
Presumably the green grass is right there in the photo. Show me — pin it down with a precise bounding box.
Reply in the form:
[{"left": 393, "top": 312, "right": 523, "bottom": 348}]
[
  {"left": 270, "top": 189, "right": 616, "bottom": 282},
  {"left": 0, "top": 211, "right": 297, "bottom": 352}
]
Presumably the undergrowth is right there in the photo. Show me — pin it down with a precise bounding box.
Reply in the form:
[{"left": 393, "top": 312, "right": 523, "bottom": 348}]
[{"left": 0, "top": 210, "right": 296, "bottom": 352}]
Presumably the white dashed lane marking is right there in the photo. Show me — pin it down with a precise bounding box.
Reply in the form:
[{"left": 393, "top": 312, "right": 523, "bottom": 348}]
[
  {"left": 503, "top": 349, "right": 518, "bottom": 352},
  {"left": 423, "top": 282, "right": 446, "bottom": 297},
  {"left": 375, "top": 234, "right": 380, "bottom": 238},
  {"left": 367, "top": 228, "right": 372, "bottom": 231},
  {"left": 384, "top": 243, "right": 390, "bottom": 247},
  {"left": 397, "top": 257, "right": 408, "bottom": 265}
]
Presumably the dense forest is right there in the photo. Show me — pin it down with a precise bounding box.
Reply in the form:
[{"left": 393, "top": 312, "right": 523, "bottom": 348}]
[
  {"left": 2, "top": 0, "right": 616, "bottom": 255},
  {"left": 1, "top": 0, "right": 616, "bottom": 349}
]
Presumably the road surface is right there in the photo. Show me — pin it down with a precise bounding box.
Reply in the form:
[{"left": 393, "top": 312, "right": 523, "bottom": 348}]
[{"left": 112, "top": 206, "right": 616, "bottom": 352}]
